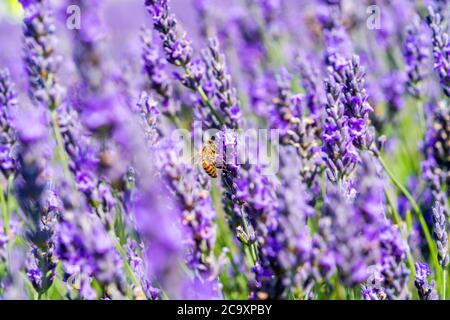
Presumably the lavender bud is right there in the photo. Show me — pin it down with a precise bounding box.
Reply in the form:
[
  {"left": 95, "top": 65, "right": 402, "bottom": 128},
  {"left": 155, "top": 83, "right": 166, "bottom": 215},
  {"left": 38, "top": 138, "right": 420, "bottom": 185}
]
[{"left": 414, "top": 262, "right": 439, "bottom": 300}]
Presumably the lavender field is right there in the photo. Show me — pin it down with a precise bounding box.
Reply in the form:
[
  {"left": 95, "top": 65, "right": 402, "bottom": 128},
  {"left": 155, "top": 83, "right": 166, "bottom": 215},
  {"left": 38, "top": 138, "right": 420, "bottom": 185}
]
[{"left": 0, "top": 0, "right": 448, "bottom": 300}]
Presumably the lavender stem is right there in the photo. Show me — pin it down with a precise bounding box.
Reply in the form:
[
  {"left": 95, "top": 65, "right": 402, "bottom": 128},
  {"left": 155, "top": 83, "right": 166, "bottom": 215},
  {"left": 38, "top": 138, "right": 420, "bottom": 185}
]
[
  {"left": 0, "top": 185, "right": 8, "bottom": 235},
  {"left": 107, "top": 229, "right": 143, "bottom": 291},
  {"left": 50, "top": 110, "right": 75, "bottom": 188},
  {"left": 444, "top": 270, "right": 447, "bottom": 299},
  {"left": 239, "top": 205, "right": 258, "bottom": 265},
  {"left": 181, "top": 65, "right": 225, "bottom": 126}
]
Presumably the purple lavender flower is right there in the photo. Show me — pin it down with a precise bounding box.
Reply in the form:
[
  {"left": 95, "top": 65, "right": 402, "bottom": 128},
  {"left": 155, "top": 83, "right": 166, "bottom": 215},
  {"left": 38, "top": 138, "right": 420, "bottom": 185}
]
[
  {"left": 136, "top": 92, "right": 161, "bottom": 146},
  {"left": 57, "top": 100, "right": 121, "bottom": 232},
  {"left": 333, "top": 56, "right": 374, "bottom": 150},
  {"left": 202, "top": 37, "right": 242, "bottom": 129},
  {"left": 318, "top": 3, "right": 352, "bottom": 68},
  {"left": 414, "top": 262, "right": 438, "bottom": 300},
  {"left": 321, "top": 75, "right": 358, "bottom": 182},
  {"left": 422, "top": 101, "right": 449, "bottom": 217},
  {"left": 192, "top": 0, "right": 211, "bottom": 38},
  {"left": 269, "top": 71, "right": 322, "bottom": 187},
  {"left": 131, "top": 176, "right": 188, "bottom": 299},
  {"left": 237, "top": 163, "right": 314, "bottom": 299},
  {"left": 403, "top": 15, "right": 431, "bottom": 98},
  {"left": 297, "top": 55, "right": 326, "bottom": 122},
  {"left": 145, "top": 1, "right": 241, "bottom": 129},
  {"left": 70, "top": 0, "right": 106, "bottom": 94},
  {"left": 381, "top": 71, "right": 406, "bottom": 115},
  {"left": 56, "top": 192, "right": 124, "bottom": 299},
  {"left": 157, "top": 137, "right": 218, "bottom": 281},
  {"left": 14, "top": 108, "right": 57, "bottom": 294},
  {"left": 141, "top": 28, "right": 175, "bottom": 117},
  {"left": 320, "top": 185, "right": 373, "bottom": 286},
  {"left": 431, "top": 201, "right": 449, "bottom": 268},
  {"left": 361, "top": 285, "right": 387, "bottom": 300},
  {"left": 0, "top": 69, "right": 17, "bottom": 178},
  {"left": 322, "top": 55, "right": 376, "bottom": 183},
  {"left": 427, "top": 6, "right": 450, "bottom": 97},
  {"left": 21, "top": 0, "right": 64, "bottom": 110},
  {"left": 378, "top": 224, "right": 410, "bottom": 299},
  {"left": 127, "top": 240, "right": 160, "bottom": 299},
  {"left": 321, "top": 153, "right": 387, "bottom": 287},
  {"left": 146, "top": 0, "right": 193, "bottom": 67},
  {"left": 18, "top": 0, "right": 35, "bottom": 8},
  {"left": 355, "top": 153, "right": 410, "bottom": 299},
  {"left": 0, "top": 218, "right": 19, "bottom": 266}
]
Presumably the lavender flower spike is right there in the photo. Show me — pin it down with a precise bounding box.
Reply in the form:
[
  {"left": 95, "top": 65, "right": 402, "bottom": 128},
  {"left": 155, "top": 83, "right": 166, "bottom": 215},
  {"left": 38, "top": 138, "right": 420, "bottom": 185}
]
[
  {"left": 332, "top": 55, "right": 374, "bottom": 150},
  {"left": 21, "top": 0, "right": 64, "bottom": 110},
  {"left": 158, "top": 138, "right": 218, "bottom": 281},
  {"left": 432, "top": 201, "right": 449, "bottom": 268},
  {"left": 144, "top": 0, "right": 229, "bottom": 128},
  {"left": 422, "top": 101, "right": 449, "bottom": 217},
  {"left": 269, "top": 70, "right": 322, "bottom": 187},
  {"left": 0, "top": 69, "right": 17, "bottom": 178},
  {"left": 202, "top": 37, "right": 242, "bottom": 129},
  {"left": 414, "top": 262, "right": 438, "bottom": 300},
  {"left": 403, "top": 15, "right": 430, "bottom": 98},
  {"left": 145, "top": 0, "right": 193, "bottom": 67},
  {"left": 322, "top": 75, "right": 358, "bottom": 183},
  {"left": 15, "top": 109, "right": 57, "bottom": 294},
  {"left": 427, "top": 6, "right": 450, "bottom": 97},
  {"left": 141, "top": 28, "right": 175, "bottom": 117}
]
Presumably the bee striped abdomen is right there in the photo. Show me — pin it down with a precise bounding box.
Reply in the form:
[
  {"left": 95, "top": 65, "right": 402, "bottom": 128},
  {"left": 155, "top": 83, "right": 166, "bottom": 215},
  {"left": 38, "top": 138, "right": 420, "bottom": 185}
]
[{"left": 202, "top": 159, "right": 218, "bottom": 178}]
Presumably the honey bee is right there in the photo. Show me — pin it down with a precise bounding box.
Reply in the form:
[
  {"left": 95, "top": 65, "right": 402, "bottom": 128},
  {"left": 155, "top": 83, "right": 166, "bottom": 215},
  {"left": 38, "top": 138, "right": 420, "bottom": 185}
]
[{"left": 200, "top": 136, "right": 224, "bottom": 178}]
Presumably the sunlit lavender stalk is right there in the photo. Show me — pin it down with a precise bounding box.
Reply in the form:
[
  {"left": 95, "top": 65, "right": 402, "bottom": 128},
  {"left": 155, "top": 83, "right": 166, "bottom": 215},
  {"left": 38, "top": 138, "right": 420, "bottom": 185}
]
[
  {"left": 0, "top": 69, "right": 17, "bottom": 178},
  {"left": 378, "top": 225, "right": 411, "bottom": 299},
  {"left": 144, "top": 0, "right": 226, "bottom": 128},
  {"left": 141, "top": 28, "right": 175, "bottom": 117},
  {"left": 56, "top": 180, "right": 125, "bottom": 300},
  {"left": 14, "top": 109, "right": 57, "bottom": 295},
  {"left": 322, "top": 75, "right": 358, "bottom": 183},
  {"left": 269, "top": 70, "right": 322, "bottom": 187},
  {"left": 321, "top": 154, "right": 386, "bottom": 287},
  {"left": 427, "top": 6, "right": 450, "bottom": 97},
  {"left": 202, "top": 37, "right": 242, "bottom": 129},
  {"left": 20, "top": 0, "right": 64, "bottom": 110},
  {"left": 319, "top": 2, "right": 352, "bottom": 68},
  {"left": 333, "top": 56, "right": 375, "bottom": 151},
  {"left": 238, "top": 164, "right": 314, "bottom": 299},
  {"left": 158, "top": 138, "right": 218, "bottom": 282},
  {"left": 422, "top": 101, "right": 449, "bottom": 217},
  {"left": 432, "top": 201, "right": 449, "bottom": 268},
  {"left": 414, "top": 262, "right": 438, "bottom": 300},
  {"left": 403, "top": 15, "right": 430, "bottom": 98},
  {"left": 70, "top": 0, "right": 106, "bottom": 95},
  {"left": 297, "top": 56, "right": 325, "bottom": 122}
]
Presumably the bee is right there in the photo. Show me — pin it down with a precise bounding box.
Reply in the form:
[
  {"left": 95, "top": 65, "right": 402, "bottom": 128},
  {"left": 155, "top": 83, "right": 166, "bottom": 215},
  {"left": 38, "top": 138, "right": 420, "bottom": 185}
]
[{"left": 200, "top": 136, "right": 224, "bottom": 178}]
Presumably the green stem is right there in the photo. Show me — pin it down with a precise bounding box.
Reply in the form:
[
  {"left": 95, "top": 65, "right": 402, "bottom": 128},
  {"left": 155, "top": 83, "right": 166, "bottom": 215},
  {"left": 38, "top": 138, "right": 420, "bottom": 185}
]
[
  {"left": 108, "top": 229, "right": 142, "bottom": 291},
  {"left": 181, "top": 65, "right": 225, "bottom": 127},
  {"left": 50, "top": 110, "right": 75, "bottom": 188},
  {"left": 95, "top": 202, "right": 143, "bottom": 296},
  {"left": 0, "top": 183, "right": 13, "bottom": 276},
  {"left": 376, "top": 154, "right": 441, "bottom": 278},
  {"left": 169, "top": 114, "right": 183, "bottom": 129},
  {"left": 0, "top": 184, "right": 9, "bottom": 235},
  {"left": 239, "top": 206, "right": 258, "bottom": 266},
  {"left": 443, "top": 269, "right": 447, "bottom": 300},
  {"left": 197, "top": 86, "right": 224, "bottom": 126}
]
